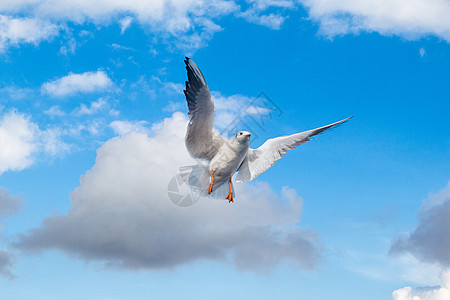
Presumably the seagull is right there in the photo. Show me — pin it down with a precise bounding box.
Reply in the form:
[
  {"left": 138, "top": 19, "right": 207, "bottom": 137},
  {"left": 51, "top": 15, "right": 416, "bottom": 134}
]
[{"left": 180, "top": 57, "right": 351, "bottom": 203}]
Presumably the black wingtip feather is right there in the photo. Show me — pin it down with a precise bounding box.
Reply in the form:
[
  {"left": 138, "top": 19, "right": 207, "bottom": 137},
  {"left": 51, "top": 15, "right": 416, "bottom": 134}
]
[{"left": 183, "top": 57, "right": 212, "bottom": 118}]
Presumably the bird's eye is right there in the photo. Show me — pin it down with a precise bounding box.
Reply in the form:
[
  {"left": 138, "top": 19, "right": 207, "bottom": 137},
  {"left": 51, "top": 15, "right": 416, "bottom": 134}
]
[{"left": 239, "top": 132, "right": 242, "bottom": 135}]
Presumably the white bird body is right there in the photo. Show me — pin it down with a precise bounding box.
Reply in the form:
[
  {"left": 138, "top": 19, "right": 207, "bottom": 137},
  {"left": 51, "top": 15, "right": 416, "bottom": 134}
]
[
  {"left": 180, "top": 57, "right": 351, "bottom": 202},
  {"left": 208, "top": 132, "right": 250, "bottom": 191}
]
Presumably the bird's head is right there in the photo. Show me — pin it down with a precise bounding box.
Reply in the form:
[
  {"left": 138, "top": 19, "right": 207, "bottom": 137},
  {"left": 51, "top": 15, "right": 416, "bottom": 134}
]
[{"left": 235, "top": 131, "right": 251, "bottom": 143}]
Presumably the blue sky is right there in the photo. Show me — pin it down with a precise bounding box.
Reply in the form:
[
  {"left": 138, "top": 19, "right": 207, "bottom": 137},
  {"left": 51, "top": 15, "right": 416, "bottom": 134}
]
[{"left": 0, "top": 1, "right": 449, "bottom": 299}]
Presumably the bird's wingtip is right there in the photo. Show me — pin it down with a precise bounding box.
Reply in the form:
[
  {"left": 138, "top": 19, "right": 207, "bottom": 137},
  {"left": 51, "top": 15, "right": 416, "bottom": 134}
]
[{"left": 340, "top": 116, "right": 353, "bottom": 123}]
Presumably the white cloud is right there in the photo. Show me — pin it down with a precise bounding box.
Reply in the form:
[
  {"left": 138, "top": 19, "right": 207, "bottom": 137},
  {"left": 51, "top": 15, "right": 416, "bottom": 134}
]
[
  {"left": 163, "top": 81, "right": 184, "bottom": 94},
  {"left": 41, "top": 71, "right": 113, "bottom": 97},
  {"left": 239, "top": 11, "right": 287, "bottom": 30},
  {"left": 392, "top": 254, "right": 445, "bottom": 287},
  {"left": 211, "top": 91, "right": 274, "bottom": 137},
  {"left": 0, "top": 86, "right": 34, "bottom": 101},
  {"left": 43, "top": 105, "right": 65, "bottom": 117},
  {"left": 420, "top": 47, "right": 426, "bottom": 57},
  {"left": 172, "top": 20, "right": 223, "bottom": 53},
  {"left": 393, "top": 269, "right": 450, "bottom": 300},
  {"left": 3, "top": 1, "right": 236, "bottom": 35},
  {"left": 163, "top": 100, "right": 185, "bottom": 113},
  {"left": 79, "top": 30, "right": 93, "bottom": 37},
  {"left": 239, "top": 0, "right": 296, "bottom": 30},
  {"left": 110, "top": 43, "right": 133, "bottom": 51},
  {"left": 300, "top": 0, "right": 450, "bottom": 41},
  {"left": 119, "top": 16, "right": 133, "bottom": 34},
  {"left": 0, "top": 15, "right": 60, "bottom": 52},
  {"left": 59, "top": 37, "right": 76, "bottom": 56},
  {"left": 391, "top": 181, "right": 450, "bottom": 267},
  {"left": 109, "top": 120, "right": 150, "bottom": 135},
  {"left": 74, "top": 98, "right": 108, "bottom": 116},
  {"left": 108, "top": 109, "right": 120, "bottom": 117},
  {"left": 0, "top": 0, "right": 449, "bottom": 52},
  {"left": 16, "top": 112, "right": 320, "bottom": 271},
  {"left": 125, "top": 76, "right": 185, "bottom": 104},
  {"left": 38, "top": 127, "right": 72, "bottom": 156},
  {"left": 251, "top": 0, "right": 296, "bottom": 10},
  {"left": 63, "top": 121, "right": 103, "bottom": 137},
  {"left": 213, "top": 92, "right": 256, "bottom": 129},
  {"left": 0, "top": 111, "right": 37, "bottom": 174},
  {"left": 0, "top": 110, "right": 72, "bottom": 174},
  {"left": 0, "top": 1, "right": 295, "bottom": 52}
]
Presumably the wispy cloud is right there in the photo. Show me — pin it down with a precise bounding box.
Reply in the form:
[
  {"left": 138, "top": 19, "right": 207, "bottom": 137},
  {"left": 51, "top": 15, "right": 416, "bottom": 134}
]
[
  {"left": 110, "top": 43, "right": 133, "bottom": 51},
  {"left": 212, "top": 91, "right": 273, "bottom": 134},
  {"left": 119, "top": 16, "right": 133, "bottom": 34},
  {"left": 239, "top": 0, "right": 296, "bottom": 30},
  {"left": 0, "top": 86, "right": 34, "bottom": 101},
  {"left": 38, "top": 127, "right": 72, "bottom": 156},
  {"left": 43, "top": 105, "right": 65, "bottom": 117},
  {"left": 73, "top": 98, "right": 108, "bottom": 116},
  {"left": 59, "top": 37, "right": 77, "bottom": 56},
  {"left": 163, "top": 100, "right": 184, "bottom": 113},
  {"left": 420, "top": 48, "right": 426, "bottom": 57},
  {"left": 41, "top": 71, "right": 113, "bottom": 97}
]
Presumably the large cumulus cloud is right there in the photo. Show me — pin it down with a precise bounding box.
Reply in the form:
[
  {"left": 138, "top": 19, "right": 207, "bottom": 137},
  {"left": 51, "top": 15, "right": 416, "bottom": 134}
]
[{"left": 15, "top": 112, "right": 320, "bottom": 271}]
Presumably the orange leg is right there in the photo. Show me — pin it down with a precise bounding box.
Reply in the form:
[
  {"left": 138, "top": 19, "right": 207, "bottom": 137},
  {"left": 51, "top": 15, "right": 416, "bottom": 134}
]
[
  {"left": 225, "top": 177, "right": 233, "bottom": 203},
  {"left": 208, "top": 171, "right": 215, "bottom": 194}
]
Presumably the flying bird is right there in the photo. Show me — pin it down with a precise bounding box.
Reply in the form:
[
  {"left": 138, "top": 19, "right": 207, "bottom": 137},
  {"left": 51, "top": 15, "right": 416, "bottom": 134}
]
[{"left": 180, "top": 57, "right": 351, "bottom": 203}]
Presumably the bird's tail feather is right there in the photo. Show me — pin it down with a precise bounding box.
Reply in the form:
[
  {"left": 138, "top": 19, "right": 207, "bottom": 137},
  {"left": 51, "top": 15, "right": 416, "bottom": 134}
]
[{"left": 179, "top": 165, "right": 235, "bottom": 200}]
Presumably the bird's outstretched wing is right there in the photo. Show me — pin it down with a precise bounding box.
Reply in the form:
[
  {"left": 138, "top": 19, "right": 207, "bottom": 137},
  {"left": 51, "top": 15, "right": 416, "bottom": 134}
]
[
  {"left": 184, "top": 57, "right": 224, "bottom": 160},
  {"left": 236, "top": 117, "right": 352, "bottom": 182}
]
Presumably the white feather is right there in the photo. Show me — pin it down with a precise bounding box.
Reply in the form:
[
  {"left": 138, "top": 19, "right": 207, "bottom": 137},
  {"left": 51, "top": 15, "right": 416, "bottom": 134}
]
[{"left": 236, "top": 117, "right": 352, "bottom": 182}]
